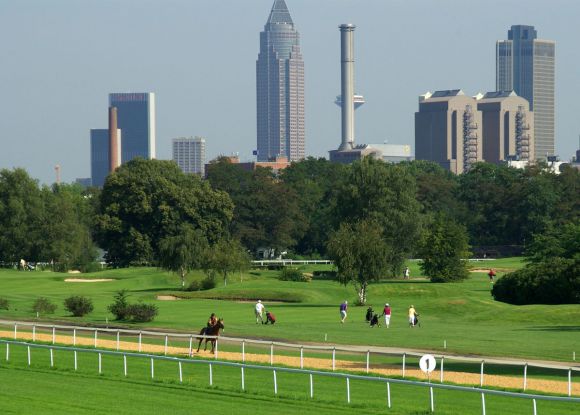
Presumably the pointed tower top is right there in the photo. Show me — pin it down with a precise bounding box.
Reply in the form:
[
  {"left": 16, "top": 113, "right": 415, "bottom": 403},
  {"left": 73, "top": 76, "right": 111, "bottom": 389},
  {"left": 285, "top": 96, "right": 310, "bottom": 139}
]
[{"left": 266, "top": 0, "right": 293, "bottom": 26}]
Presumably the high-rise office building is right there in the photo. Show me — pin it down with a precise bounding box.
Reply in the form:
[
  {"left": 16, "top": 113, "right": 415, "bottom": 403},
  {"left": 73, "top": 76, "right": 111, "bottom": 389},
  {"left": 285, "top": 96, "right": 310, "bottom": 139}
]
[
  {"left": 109, "top": 92, "right": 156, "bottom": 162},
  {"left": 415, "top": 90, "right": 483, "bottom": 174},
  {"left": 476, "top": 91, "right": 534, "bottom": 163},
  {"left": 256, "top": 0, "right": 305, "bottom": 162},
  {"left": 496, "top": 25, "right": 555, "bottom": 159},
  {"left": 172, "top": 136, "right": 206, "bottom": 176},
  {"left": 90, "top": 128, "right": 120, "bottom": 187}
]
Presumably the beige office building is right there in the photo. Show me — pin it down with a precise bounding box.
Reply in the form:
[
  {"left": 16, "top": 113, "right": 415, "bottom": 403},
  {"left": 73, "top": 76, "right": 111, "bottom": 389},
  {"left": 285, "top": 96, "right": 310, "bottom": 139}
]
[
  {"left": 415, "top": 90, "right": 483, "bottom": 174},
  {"left": 476, "top": 91, "right": 534, "bottom": 164}
]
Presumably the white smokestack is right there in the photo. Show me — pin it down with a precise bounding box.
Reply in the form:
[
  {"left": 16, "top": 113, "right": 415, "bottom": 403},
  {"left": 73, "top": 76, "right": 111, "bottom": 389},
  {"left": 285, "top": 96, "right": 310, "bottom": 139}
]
[{"left": 339, "top": 23, "right": 356, "bottom": 151}]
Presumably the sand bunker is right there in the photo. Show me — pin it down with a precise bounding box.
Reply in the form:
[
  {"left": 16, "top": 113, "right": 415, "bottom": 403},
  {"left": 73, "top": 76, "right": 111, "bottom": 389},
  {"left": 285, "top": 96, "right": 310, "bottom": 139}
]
[
  {"left": 157, "top": 295, "right": 181, "bottom": 301},
  {"left": 64, "top": 278, "right": 114, "bottom": 283}
]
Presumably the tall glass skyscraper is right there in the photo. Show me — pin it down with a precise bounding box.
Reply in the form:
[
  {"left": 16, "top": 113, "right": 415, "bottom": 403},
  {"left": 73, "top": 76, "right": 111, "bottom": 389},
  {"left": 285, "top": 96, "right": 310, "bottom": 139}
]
[
  {"left": 109, "top": 92, "right": 156, "bottom": 162},
  {"left": 256, "top": 0, "right": 305, "bottom": 162},
  {"left": 496, "top": 25, "right": 555, "bottom": 159}
]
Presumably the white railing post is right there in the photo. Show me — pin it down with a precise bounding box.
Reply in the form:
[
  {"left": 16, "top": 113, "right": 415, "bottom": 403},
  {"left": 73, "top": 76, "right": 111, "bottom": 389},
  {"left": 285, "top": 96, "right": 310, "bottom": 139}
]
[
  {"left": 189, "top": 336, "right": 193, "bottom": 357},
  {"left": 332, "top": 347, "right": 336, "bottom": 371},
  {"left": 241, "top": 366, "right": 245, "bottom": 390},
  {"left": 533, "top": 398, "right": 537, "bottom": 415},
  {"left": 14, "top": 323, "right": 17, "bottom": 339},
  {"left": 50, "top": 348, "right": 54, "bottom": 367},
  {"left": 178, "top": 361, "right": 183, "bottom": 383},
  {"left": 366, "top": 350, "right": 370, "bottom": 373},
  {"left": 309, "top": 373, "right": 313, "bottom": 398},
  {"left": 242, "top": 340, "right": 245, "bottom": 362},
  {"left": 32, "top": 325, "right": 36, "bottom": 342},
  {"left": 116, "top": 331, "right": 120, "bottom": 351},
  {"left": 74, "top": 350, "right": 78, "bottom": 371},
  {"left": 98, "top": 352, "right": 102, "bottom": 374},
  {"left": 481, "top": 392, "right": 486, "bottom": 415},
  {"left": 150, "top": 358, "right": 154, "bottom": 379},
  {"left": 440, "top": 356, "right": 444, "bottom": 383},
  {"left": 209, "top": 363, "right": 213, "bottom": 386},
  {"left": 346, "top": 377, "right": 350, "bottom": 403},
  {"left": 480, "top": 360, "right": 485, "bottom": 386},
  {"left": 387, "top": 382, "right": 391, "bottom": 408},
  {"left": 402, "top": 353, "right": 406, "bottom": 377},
  {"left": 123, "top": 354, "right": 127, "bottom": 376},
  {"left": 27, "top": 346, "right": 31, "bottom": 366},
  {"left": 94, "top": 330, "right": 98, "bottom": 348},
  {"left": 73, "top": 329, "right": 76, "bottom": 346},
  {"left": 270, "top": 342, "right": 274, "bottom": 365},
  {"left": 52, "top": 326, "right": 56, "bottom": 344},
  {"left": 138, "top": 332, "right": 142, "bottom": 353},
  {"left": 215, "top": 339, "right": 218, "bottom": 360},
  {"left": 524, "top": 363, "right": 528, "bottom": 391},
  {"left": 273, "top": 369, "right": 278, "bottom": 395},
  {"left": 300, "top": 346, "right": 304, "bottom": 369},
  {"left": 164, "top": 335, "right": 168, "bottom": 355},
  {"left": 5, "top": 343, "right": 9, "bottom": 361},
  {"left": 568, "top": 369, "right": 572, "bottom": 397},
  {"left": 430, "top": 386, "right": 434, "bottom": 413}
]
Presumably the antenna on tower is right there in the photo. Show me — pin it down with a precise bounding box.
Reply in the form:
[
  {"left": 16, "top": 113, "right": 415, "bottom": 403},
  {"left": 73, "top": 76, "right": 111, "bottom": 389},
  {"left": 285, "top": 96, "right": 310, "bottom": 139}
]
[{"left": 55, "top": 164, "right": 61, "bottom": 185}]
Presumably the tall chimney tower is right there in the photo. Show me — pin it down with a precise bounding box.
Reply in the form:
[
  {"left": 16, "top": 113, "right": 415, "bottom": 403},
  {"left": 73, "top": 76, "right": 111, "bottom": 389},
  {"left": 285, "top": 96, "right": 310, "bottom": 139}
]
[
  {"left": 108, "top": 106, "right": 120, "bottom": 172},
  {"left": 339, "top": 24, "right": 356, "bottom": 151}
]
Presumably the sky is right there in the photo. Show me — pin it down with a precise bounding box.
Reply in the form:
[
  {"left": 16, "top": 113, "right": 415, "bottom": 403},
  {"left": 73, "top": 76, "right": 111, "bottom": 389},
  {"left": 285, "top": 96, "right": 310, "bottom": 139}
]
[{"left": 1, "top": 0, "right": 579, "bottom": 184}]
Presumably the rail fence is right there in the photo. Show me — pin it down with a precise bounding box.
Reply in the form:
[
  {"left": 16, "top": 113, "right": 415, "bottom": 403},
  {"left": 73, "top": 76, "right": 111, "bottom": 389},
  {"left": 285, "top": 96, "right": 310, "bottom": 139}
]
[
  {"left": 1, "top": 340, "right": 579, "bottom": 414},
  {"left": 0, "top": 319, "right": 578, "bottom": 397}
]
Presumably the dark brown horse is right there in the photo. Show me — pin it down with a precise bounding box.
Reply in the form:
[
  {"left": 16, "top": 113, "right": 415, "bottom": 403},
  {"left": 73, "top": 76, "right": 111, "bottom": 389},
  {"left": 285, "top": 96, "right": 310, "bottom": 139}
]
[{"left": 197, "top": 318, "right": 224, "bottom": 353}]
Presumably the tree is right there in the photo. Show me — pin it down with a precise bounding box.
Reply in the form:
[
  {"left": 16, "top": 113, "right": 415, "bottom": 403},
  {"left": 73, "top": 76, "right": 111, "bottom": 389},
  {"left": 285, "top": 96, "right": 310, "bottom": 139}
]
[
  {"left": 418, "top": 213, "right": 470, "bottom": 283},
  {"left": 158, "top": 224, "right": 209, "bottom": 288},
  {"left": 326, "top": 219, "right": 390, "bottom": 305},
  {"left": 336, "top": 158, "right": 422, "bottom": 275},
  {"left": 205, "top": 238, "right": 251, "bottom": 286},
  {"left": 95, "top": 158, "right": 233, "bottom": 266}
]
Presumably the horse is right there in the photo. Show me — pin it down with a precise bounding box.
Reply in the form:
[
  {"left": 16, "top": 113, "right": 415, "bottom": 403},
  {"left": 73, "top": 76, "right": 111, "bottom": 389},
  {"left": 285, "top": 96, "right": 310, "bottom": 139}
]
[{"left": 196, "top": 318, "right": 224, "bottom": 353}]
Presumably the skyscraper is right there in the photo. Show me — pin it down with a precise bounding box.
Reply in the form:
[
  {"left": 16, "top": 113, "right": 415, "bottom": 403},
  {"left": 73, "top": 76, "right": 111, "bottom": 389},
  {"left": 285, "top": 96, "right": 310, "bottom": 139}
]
[
  {"left": 172, "top": 136, "right": 206, "bottom": 176},
  {"left": 109, "top": 92, "right": 156, "bottom": 162},
  {"left": 496, "top": 25, "right": 555, "bottom": 159},
  {"left": 256, "top": 0, "right": 304, "bottom": 162}
]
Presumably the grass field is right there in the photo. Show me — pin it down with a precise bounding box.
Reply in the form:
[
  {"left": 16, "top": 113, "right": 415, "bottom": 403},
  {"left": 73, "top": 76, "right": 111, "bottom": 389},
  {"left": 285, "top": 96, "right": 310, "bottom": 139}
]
[
  {"left": 1, "top": 342, "right": 578, "bottom": 415},
  {"left": 0, "top": 258, "right": 579, "bottom": 363}
]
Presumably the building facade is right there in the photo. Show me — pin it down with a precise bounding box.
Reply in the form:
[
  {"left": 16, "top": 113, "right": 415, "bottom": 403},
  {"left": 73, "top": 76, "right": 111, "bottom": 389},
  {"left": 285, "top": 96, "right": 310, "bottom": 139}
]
[
  {"left": 415, "top": 90, "right": 483, "bottom": 174},
  {"left": 256, "top": 0, "right": 305, "bottom": 162},
  {"left": 90, "top": 129, "right": 110, "bottom": 188},
  {"left": 172, "top": 136, "right": 206, "bottom": 176},
  {"left": 496, "top": 25, "right": 555, "bottom": 159},
  {"left": 109, "top": 92, "right": 156, "bottom": 162},
  {"left": 476, "top": 91, "right": 534, "bottom": 164}
]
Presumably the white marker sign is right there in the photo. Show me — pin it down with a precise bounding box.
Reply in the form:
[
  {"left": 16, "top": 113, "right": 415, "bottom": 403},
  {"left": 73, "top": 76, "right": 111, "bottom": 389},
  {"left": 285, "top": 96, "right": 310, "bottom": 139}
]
[{"left": 419, "top": 354, "right": 437, "bottom": 374}]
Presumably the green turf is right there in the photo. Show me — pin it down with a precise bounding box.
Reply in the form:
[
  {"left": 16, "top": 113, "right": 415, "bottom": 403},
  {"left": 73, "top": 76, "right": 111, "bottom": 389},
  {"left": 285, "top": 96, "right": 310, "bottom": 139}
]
[
  {"left": 0, "top": 343, "right": 578, "bottom": 415},
  {"left": 0, "top": 258, "right": 578, "bottom": 363}
]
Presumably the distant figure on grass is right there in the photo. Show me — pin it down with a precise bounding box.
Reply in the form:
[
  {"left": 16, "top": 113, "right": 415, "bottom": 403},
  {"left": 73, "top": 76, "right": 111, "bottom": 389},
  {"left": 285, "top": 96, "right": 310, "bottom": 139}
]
[
  {"left": 409, "top": 305, "right": 420, "bottom": 328},
  {"left": 339, "top": 300, "right": 348, "bottom": 323},
  {"left": 404, "top": 266, "right": 410, "bottom": 280},
  {"left": 383, "top": 303, "right": 391, "bottom": 328},
  {"left": 488, "top": 269, "right": 496, "bottom": 283},
  {"left": 365, "top": 306, "right": 374, "bottom": 322},
  {"left": 255, "top": 300, "right": 265, "bottom": 324},
  {"left": 264, "top": 310, "right": 276, "bottom": 325},
  {"left": 197, "top": 318, "right": 224, "bottom": 353}
]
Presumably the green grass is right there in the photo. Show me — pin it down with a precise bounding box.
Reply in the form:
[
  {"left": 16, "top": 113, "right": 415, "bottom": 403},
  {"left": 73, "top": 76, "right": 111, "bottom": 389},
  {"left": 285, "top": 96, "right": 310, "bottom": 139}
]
[
  {"left": 0, "top": 258, "right": 578, "bottom": 364},
  {"left": 0, "top": 343, "right": 578, "bottom": 415}
]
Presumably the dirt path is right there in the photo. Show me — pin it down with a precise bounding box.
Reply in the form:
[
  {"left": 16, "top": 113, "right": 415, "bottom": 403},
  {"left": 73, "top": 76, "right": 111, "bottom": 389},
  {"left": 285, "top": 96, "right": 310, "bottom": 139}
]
[{"left": 1, "top": 330, "right": 577, "bottom": 396}]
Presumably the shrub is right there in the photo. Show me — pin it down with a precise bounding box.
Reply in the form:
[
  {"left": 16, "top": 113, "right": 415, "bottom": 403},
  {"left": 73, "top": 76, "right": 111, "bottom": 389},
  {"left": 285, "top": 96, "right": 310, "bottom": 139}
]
[
  {"left": 492, "top": 258, "right": 580, "bottom": 305},
  {"left": 279, "top": 267, "right": 311, "bottom": 282},
  {"left": 186, "top": 280, "right": 201, "bottom": 291},
  {"left": 79, "top": 262, "right": 103, "bottom": 273},
  {"left": 127, "top": 303, "right": 158, "bottom": 322},
  {"left": 64, "top": 296, "right": 94, "bottom": 317},
  {"left": 201, "top": 276, "right": 216, "bottom": 290},
  {"left": 32, "top": 297, "right": 57, "bottom": 315},
  {"left": 0, "top": 297, "right": 9, "bottom": 310},
  {"left": 312, "top": 270, "right": 338, "bottom": 280},
  {"left": 108, "top": 290, "right": 130, "bottom": 320}
]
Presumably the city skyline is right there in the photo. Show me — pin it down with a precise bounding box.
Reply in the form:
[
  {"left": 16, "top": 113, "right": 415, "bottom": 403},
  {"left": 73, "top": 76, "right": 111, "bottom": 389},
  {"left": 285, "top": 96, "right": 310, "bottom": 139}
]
[{"left": 1, "top": 0, "right": 579, "bottom": 183}]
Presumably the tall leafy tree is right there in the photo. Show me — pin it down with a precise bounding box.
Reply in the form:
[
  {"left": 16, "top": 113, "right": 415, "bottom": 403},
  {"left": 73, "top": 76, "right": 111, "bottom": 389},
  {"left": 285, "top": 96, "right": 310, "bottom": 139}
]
[
  {"left": 327, "top": 219, "right": 390, "bottom": 304},
  {"left": 95, "top": 158, "right": 233, "bottom": 266},
  {"left": 205, "top": 238, "right": 251, "bottom": 286}
]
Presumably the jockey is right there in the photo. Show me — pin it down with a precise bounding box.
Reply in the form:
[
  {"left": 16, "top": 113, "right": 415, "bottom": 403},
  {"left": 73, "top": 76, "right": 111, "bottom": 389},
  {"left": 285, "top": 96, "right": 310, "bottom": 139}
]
[{"left": 207, "top": 313, "right": 218, "bottom": 328}]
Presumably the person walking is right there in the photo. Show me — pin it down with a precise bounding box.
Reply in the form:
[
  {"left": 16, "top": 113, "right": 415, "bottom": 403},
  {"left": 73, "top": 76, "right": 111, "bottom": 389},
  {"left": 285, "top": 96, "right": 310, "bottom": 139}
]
[
  {"left": 339, "top": 300, "right": 348, "bottom": 323},
  {"left": 404, "top": 266, "right": 410, "bottom": 280},
  {"left": 255, "top": 300, "right": 265, "bottom": 324},
  {"left": 488, "top": 268, "right": 496, "bottom": 283},
  {"left": 408, "top": 305, "right": 417, "bottom": 327},
  {"left": 383, "top": 303, "right": 392, "bottom": 328}
]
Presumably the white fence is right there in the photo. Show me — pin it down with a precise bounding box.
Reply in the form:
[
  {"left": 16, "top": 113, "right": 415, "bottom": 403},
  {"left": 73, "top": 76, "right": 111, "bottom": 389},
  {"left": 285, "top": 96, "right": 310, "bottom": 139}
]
[
  {"left": 1, "top": 339, "right": 578, "bottom": 414},
  {"left": 0, "top": 319, "right": 578, "bottom": 397},
  {"left": 251, "top": 259, "right": 333, "bottom": 266}
]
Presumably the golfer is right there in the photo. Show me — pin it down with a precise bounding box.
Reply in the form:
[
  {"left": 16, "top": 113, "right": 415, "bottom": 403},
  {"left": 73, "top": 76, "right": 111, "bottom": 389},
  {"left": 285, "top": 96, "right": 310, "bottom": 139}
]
[
  {"left": 408, "top": 305, "right": 417, "bottom": 327},
  {"left": 339, "top": 300, "right": 348, "bottom": 323},
  {"left": 383, "top": 303, "right": 391, "bottom": 328},
  {"left": 255, "top": 300, "right": 265, "bottom": 324}
]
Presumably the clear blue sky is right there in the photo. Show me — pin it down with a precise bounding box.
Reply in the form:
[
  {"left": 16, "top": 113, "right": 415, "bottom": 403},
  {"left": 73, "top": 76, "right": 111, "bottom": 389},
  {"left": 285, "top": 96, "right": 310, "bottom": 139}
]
[{"left": 1, "top": 0, "right": 578, "bottom": 184}]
